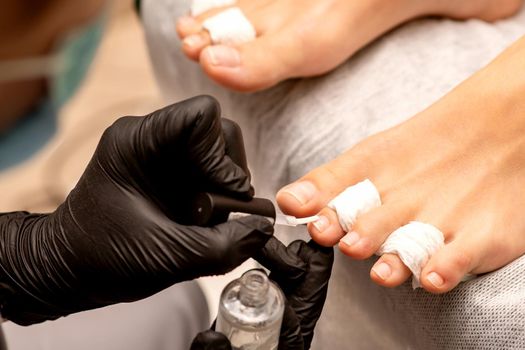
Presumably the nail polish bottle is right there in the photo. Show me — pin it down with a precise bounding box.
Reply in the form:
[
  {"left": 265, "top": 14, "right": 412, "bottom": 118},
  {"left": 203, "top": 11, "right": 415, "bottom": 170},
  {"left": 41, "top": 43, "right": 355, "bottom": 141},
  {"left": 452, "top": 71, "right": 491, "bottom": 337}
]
[{"left": 217, "top": 269, "right": 285, "bottom": 349}]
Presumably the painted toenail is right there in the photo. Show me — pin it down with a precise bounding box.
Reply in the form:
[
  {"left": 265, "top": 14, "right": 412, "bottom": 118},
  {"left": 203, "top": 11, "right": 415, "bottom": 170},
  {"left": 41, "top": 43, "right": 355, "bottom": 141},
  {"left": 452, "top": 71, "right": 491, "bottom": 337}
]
[
  {"left": 205, "top": 46, "right": 241, "bottom": 67},
  {"left": 340, "top": 231, "right": 360, "bottom": 247},
  {"left": 184, "top": 34, "right": 205, "bottom": 48},
  {"left": 427, "top": 272, "right": 444, "bottom": 288},
  {"left": 372, "top": 262, "right": 392, "bottom": 280},
  {"left": 280, "top": 181, "right": 317, "bottom": 206},
  {"left": 313, "top": 215, "right": 330, "bottom": 233}
]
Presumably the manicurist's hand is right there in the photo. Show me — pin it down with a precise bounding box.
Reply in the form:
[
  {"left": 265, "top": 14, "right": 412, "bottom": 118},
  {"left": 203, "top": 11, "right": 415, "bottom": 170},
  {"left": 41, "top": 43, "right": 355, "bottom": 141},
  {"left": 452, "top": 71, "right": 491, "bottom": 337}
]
[
  {"left": 0, "top": 95, "right": 273, "bottom": 325},
  {"left": 190, "top": 237, "right": 334, "bottom": 350}
]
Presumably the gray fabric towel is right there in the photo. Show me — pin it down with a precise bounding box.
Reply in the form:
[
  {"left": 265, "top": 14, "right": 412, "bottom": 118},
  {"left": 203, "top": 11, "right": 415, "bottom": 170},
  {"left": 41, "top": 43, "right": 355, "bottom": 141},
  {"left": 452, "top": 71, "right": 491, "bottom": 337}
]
[{"left": 143, "top": 1, "right": 525, "bottom": 348}]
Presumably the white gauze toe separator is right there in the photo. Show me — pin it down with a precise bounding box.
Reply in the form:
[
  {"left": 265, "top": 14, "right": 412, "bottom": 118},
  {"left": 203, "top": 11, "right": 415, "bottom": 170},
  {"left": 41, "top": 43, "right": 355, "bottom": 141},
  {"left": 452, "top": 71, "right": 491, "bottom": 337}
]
[
  {"left": 377, "top": 222, "right": 444, "bottom": 289},
  {"left": 202, "top": 8, "right": 256, "bottom": 46},
  {"left": 329, "top": 181, "right": 476, "bottom": 290},
  {"left": 328, "top": 179, "right": 381, "bottom": 232},
  {"left": 191, "top": 0, "right": 236, "bottom": 16}
]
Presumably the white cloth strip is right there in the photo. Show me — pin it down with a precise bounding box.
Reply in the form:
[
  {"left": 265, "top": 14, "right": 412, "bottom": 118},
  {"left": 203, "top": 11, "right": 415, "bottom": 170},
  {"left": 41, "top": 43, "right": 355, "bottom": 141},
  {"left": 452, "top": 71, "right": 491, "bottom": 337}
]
[
  {"left": 377, "top": 221, "right": 444, "bottom": 289},
  {"left": 328, "top": 179, "right": 381, "bottom": 232},
  {"left": 191, "top": 0, "right": 236, "bottom": 16},
  {"left": 202, "top": 7, "right": 256, "bottom": 46},
  {"left": 275, "top": 214, "right": 320, "bottom": 227}
]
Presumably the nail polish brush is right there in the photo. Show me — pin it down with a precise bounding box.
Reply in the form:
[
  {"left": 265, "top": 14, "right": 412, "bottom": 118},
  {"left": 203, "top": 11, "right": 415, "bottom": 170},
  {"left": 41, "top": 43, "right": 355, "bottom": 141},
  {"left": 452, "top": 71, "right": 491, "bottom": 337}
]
[{"left": 189, "top": 192, "right": 318, "bottom": 227}]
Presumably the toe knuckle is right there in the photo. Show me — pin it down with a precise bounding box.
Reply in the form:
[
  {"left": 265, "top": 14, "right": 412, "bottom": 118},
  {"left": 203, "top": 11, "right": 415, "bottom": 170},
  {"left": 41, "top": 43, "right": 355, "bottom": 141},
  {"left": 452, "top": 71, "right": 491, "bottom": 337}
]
[
  {"left": 450, "top": 250, "right": 473, "bottom": 271},
  {"left": 353, "top": 220, "right": 375, "bottom": 237}
]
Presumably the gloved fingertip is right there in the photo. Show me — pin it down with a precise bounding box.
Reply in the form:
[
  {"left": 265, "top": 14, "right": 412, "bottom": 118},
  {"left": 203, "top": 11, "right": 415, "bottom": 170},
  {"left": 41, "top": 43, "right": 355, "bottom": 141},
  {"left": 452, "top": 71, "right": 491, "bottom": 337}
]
[
  {"left": 186, "top": 95, "right": 221, "bottom": 115},
  {"left": 307, "top": 239, "right": 335, "bottom": 255},
  {"left": 190, "top": 330, "right": 232, "bottom": 350},
  {"left": 234, "top": 215, "right": 274, "bottom": 236},
  {"left": 256, "top": 237, "right": 307, "bottom": 281},
  {"left": 289, "top": 240, "right": 334, "bottom": 264}
]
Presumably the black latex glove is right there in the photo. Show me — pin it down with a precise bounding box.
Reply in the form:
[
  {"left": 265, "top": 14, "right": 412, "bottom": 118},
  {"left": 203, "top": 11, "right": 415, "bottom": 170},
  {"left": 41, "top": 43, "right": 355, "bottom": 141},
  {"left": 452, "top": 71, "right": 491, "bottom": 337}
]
[
  {"left": 190, "top": 237, "right": 334, "bottom": 350},
  {"left": 0, "top": 95, "right": 273, "bottom": 325}
]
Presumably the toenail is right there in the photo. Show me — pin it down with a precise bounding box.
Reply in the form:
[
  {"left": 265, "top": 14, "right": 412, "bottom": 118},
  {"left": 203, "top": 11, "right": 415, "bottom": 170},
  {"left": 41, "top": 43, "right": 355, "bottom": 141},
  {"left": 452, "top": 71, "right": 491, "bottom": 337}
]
[
  {"left": 204, "top": 46, "right": 241, "bottom": 67},
  {"left": 178, "top": 16, "right": 198, "bottom": 28},
  {"left": 313, "top": 215, "right": 330, "bottom": 233},
  {"left": 340, "top": 231, "right": 360, "bottom": 247},
  {"left": 184, "top": 34, "right": 205, "bottom": 48},
  {"left": 372, "top": 262, "right": 392, "bottom": 280},
  {"left": 280, "top": 181, "right": 317, "bottom": 206},
  {"left": 426, "top": 272, "right": 444, "bottom": 288}
]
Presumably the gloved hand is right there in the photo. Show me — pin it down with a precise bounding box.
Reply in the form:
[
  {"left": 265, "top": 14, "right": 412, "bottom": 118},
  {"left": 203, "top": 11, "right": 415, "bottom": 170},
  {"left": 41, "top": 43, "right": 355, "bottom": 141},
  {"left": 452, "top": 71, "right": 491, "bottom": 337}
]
[
  {"left": 0, "top": 95, "right": 274, "bottom": 325},
  {"left": 190, "top": 237, "right": 334, "bottom": 350}
]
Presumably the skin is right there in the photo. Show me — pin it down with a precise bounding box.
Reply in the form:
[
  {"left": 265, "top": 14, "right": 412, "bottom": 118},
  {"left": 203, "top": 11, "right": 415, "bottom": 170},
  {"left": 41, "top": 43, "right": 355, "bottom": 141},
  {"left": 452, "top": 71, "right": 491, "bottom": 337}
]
[
  {"left": 276, "top": 33, "right": 525, "bottom": 294},
  {"left": 0, "top": 0, "right": 105, "bottom": 132},
  {"left": 175, "top": 0, "right": 523, "bottom": 92}
]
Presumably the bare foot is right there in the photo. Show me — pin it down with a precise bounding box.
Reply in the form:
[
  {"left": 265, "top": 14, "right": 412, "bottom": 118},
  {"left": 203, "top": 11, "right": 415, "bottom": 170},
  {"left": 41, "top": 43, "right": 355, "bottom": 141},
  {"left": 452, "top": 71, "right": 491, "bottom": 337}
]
[
  {"left": 276, "top": 34, "right": 525, "bottom": 293},
  {"left": 175, "top": 0, "right": 522, "bottom": 92}
]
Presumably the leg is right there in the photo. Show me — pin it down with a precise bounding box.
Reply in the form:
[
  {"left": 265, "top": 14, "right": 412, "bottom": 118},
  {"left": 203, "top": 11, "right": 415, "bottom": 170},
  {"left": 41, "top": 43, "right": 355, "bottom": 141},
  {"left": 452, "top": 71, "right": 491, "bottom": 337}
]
[
  {"left": 277, "top": 34, "right": 525, "bottom": 293},
  {"left": 175, "top": 0, "right": 522, "bottom": 91}
]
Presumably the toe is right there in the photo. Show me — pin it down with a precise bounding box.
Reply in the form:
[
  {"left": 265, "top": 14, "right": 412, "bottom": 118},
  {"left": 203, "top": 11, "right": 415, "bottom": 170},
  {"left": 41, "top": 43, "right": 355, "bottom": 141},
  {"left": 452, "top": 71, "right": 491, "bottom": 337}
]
[
  {"left": 178, "top": 4, "right": 239, "bottom": 38},
  {"left": 420, "top": 238, "right": 477, "bottom": 293},
  {"left": 371, "top": 254, "right": 412, "bottom": 287},
  {"left": 199, "top": 31, "right": 304, "bottom": 92},
  {"left": 277, "top": 153, "right": 365, "bottom": 217},
  {"left": 308, "top": 208, "right": 345, "bottom": 247},
  {"left": 277, "top": 179, "right": 321, "bottom": 218},
  {"left": 176, "top": 16, "right": 202, "bottom": 38},
  {"left": 183, "top": 32, "right": 212, "bottom": 61},
  {"left": 338, "top": 203, "right": 411, "bottom": 260}
]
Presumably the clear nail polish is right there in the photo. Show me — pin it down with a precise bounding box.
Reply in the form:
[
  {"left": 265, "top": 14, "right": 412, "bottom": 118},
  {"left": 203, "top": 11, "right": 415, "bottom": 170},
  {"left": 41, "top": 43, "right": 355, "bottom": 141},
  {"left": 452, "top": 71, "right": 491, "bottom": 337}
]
[
  {"left": 340, "top": 231, "right": 360, "bottom": 247},
  {"left": 427, "top": 272, "right": 444, "bottom": 288},
  {"left": 217, "top": 269, "right": 285, "bottom": 349},
  {"left": 372, "top": 262, "right": 392, "bottom": 280},
  {"left": 183, "top": 34, "right": 202, "bottom": 48},
  {"left": 282, "top": 181, "right": 316, "bottom": 206},
  {"left": 313, "top": 215, "right": 329, "bottom": 232},
  {"left": 206, "top": 46, "right": 241, "bottom": 67}
]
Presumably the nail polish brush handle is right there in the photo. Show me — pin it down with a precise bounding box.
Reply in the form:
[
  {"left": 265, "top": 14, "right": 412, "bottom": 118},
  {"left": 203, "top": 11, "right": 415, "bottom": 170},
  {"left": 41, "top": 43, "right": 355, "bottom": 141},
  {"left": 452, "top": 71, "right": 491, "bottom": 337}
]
[{"left": 189, "top": 192, "right": 318, "bottom": 227}]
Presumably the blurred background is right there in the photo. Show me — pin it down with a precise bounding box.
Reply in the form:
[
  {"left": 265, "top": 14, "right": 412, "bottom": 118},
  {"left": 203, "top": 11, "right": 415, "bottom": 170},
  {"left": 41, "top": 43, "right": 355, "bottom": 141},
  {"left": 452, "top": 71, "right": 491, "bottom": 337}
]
[{"left": 0, "top": 1, "right": 162, "bottom": 213}]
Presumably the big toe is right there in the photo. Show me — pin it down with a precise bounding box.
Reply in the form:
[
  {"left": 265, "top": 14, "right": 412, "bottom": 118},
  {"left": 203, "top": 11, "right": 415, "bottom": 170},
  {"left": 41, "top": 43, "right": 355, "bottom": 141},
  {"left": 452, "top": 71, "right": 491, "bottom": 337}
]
[
  {"left": 277, "top": 154, "right": 365, "bottom": 217},
  {"left": 199, "top": 32, "right": 303, "bottom": 92}
]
